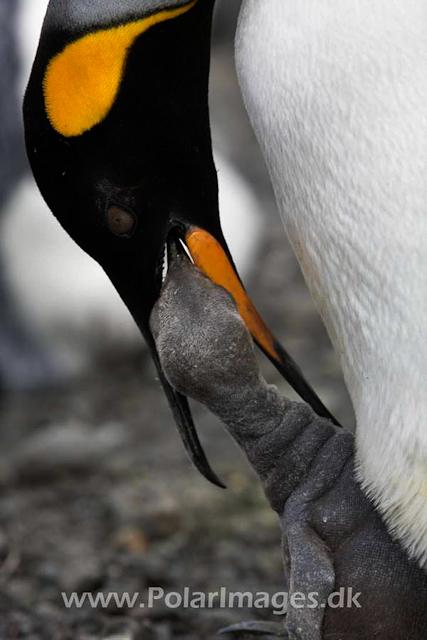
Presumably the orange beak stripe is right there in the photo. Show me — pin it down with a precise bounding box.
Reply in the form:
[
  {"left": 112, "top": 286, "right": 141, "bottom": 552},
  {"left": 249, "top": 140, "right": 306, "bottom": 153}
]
[{"left": 185, "top": 227, "right": 279, "bottom": 364}]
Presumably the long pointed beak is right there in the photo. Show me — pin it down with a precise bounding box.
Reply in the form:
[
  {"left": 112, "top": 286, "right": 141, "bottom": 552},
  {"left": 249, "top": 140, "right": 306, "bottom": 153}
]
[
  {"left": 184, "top": 226, "right": 340, "bottom": 427},
  {"left": 106, "top": 238, "right": 226, "bottom": 489},
  {"left": 150, "top": 341, "right": 226, "bottom": 489},
  {"left": 150, "top": 235, "right": 226, "bottom": 488}
]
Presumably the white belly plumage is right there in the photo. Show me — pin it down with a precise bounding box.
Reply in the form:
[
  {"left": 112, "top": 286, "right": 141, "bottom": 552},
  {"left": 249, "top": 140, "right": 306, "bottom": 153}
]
[{"left": 236, "top": 0, "right": 427, "bottom": 565}]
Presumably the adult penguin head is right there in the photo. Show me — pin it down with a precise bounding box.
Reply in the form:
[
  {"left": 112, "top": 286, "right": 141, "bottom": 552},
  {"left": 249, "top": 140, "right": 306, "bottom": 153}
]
[
  {"left": 24, "top": 0, "right": 218, "bottom": 317},
  {"left": 23, "top": 0, "right": 338, "bottom": 487}
]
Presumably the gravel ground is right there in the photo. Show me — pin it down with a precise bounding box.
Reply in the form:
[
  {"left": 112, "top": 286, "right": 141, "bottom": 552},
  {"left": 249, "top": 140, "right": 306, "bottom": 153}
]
[{"left": 0, "top": 5, "right": 354, "bottom": 638}]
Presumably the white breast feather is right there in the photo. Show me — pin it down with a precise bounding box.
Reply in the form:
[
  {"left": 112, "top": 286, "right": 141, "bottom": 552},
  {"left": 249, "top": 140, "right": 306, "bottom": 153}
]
[{"left": 236, "top": 0, "right": 427, "bottom": 565}]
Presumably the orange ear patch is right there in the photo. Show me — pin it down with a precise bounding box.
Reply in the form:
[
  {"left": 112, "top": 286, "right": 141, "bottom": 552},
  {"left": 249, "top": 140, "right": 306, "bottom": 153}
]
[{"left": 43, "top": 0, "right": 197, "bottom": 137}]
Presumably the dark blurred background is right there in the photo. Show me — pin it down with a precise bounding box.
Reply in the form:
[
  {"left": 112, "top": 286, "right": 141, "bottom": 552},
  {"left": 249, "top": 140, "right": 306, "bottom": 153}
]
[{"left": 0, "top": 1, "right": 353, "bottom": 638}]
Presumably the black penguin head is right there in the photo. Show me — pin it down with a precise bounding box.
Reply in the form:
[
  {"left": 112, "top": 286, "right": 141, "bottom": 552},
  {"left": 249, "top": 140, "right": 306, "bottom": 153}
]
[
  {"left": 23, "top": 0, "right": 338, "bottom": 486},
  {"left": 24, "top": 0, "right": 228, "bottom": 486},
  {"left": 24, "top": 0, "right": 220, "bottom": 318}
]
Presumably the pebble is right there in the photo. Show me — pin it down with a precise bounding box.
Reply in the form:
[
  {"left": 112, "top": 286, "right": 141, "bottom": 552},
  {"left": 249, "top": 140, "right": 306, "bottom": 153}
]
[{"left": 11, "top": 422, "right": 125, "bottom": 479}]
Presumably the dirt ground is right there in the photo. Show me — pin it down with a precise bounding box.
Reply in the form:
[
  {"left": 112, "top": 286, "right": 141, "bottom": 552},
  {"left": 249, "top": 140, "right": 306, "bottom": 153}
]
[{"left": 0, "top": 8, "right": 354, "bottom": 639}]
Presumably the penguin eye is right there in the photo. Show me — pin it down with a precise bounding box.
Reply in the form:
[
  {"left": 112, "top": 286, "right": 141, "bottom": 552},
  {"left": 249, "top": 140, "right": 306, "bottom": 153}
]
[{"left": 106, "top": 205, "right": 137, "bottom": 237}]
